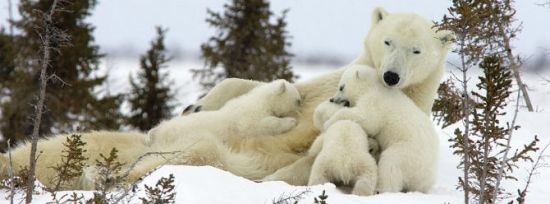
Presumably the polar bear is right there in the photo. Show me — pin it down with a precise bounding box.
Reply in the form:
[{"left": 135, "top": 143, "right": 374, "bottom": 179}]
[
  {"left": 324, "top": 65, "right": 439, "bottom": 193},
  {"left": 307, "top": 120, "right": 378, "bottom": 196},
  {"left": 146, "top": 79, "right": 302, "bottom": 147},
  {"left": 178, "top": 7, "right": 452, "bottom": 183},
  {"left": 0, "top": 131, "right": 153, "bottom": 190},
  {"left": 262, "top": 100, "right": 380, "bottom": 188},
  {"left": 1, "top": 7, "right": 453, "bottom": 189},
  {"left": 0, "top": 80, "right": 301, "bottom": 190}
]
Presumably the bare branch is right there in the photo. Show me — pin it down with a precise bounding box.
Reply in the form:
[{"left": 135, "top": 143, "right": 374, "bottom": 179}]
[
  {"left": 498, "top": 22, "right": 535, "bottom": 112},
  {"left": 459, "top": 38, "right": 472, "bottom": 204},
  {"left": 7, "top": 139, "right": 15, "bottom": 204},
  {"left": 516, "top": 142, "right": 550, "bottom": 204},
  {"left": 121, "top": 151, "right": 183, "bottom": 181},
  {"left": 272, "top": 188, "right": 311, "bottom": 204},
  {"left": 111, "top": 151, "right": 183, "bottom": 204},
  {"left": 47, "top": 74, "right": 71, "bottom": 87},
  {"left": 492, "top": 89, "right": 522, "bottom": 202},
  {"left": 25, "top": 0, "right": 66, "bottom": 203}
]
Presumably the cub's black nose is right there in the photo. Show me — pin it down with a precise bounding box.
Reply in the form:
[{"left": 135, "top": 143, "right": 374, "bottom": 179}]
[
  {"left": 383, "top": 71, "right": 400, "bottom": 86},
  {"left": 343, "top": 100, "right": 350, "bottom": 107}
]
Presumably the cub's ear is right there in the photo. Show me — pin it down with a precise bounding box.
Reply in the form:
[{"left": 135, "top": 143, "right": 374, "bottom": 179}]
[
  {"left": 355, "top": 69, "right": 369, "bottom": 80},
  {"left": 145, "top": 127, "right": 158, "bottom": 146},
  {"left": 436, "top": 30, "right": 455, "bottom": 49},
  {"left": 278, "top": 81, "right": 287, "bottom": 94},
  {"left": 372, "top": 7, "right": 389, "bottom": 26}
]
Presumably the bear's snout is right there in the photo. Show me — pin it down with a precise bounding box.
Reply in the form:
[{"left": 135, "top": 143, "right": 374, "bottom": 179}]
[{"left": 383, "top": 71, "right": 400, "bottom": 86}]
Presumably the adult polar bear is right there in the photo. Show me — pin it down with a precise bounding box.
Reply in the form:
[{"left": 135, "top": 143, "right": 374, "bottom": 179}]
[
  {"left": 182, "top": 7, "right": 454, "bottom": 182},
  {"left": 0, "top": 7, "right": 453, "bottom": 188}
]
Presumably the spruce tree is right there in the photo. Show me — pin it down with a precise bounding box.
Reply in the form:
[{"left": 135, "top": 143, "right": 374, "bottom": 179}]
[
  {"left": 127, "top": 27, "right": 174, "bottom": 131},
  {"left": 0, "top": 0, "right": 123, "bottom": 151},
  {"left": 0, "top": 29, "right": 15, "bottom": 84},
  {"left": 193, "top": 0, "right": 296, "bottom": 90},
  {"left": 435, "top": 1, "right": 540, "bottom": 203}
]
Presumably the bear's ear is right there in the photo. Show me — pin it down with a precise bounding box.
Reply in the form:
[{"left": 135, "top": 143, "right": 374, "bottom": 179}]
[
  {"left": 436, "top": 30, "right": 455, "bottom": 49},
  {"left": 372, "top": 7, "right": 389, "bottom": 25},
  {"left": 278, "top": 81, "right": 287, "bottom": 94}
]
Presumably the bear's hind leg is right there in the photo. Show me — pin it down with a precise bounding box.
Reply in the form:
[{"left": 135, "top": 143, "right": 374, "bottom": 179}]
[
  {"left": 308, "top": 164, "right": 331, "bottom": 186},
  {"left": 376, "top": 146, "right": 405, "bottom": 193},
  {"left": 261, "top": 155, "right": 315, "bottom": 185},
  {"left": 351, "top": 157, "right": 378, "bottom": 196}
]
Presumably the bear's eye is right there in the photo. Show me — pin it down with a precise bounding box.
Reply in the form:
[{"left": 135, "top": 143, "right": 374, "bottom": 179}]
[
  {"left": 339, "top": 85, "right": 345, "bottom": 91},
  {"left": 413, "top": 49, "right": 421, "bottom": 54},
  {"left": 384, "top": 40, "right": 391, "bottom": 46}
]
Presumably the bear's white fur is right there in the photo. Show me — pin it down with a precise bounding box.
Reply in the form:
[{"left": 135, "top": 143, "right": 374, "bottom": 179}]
[
  {"left": 308, "top": 120, "right": 378, "bottom": 196},
  {"left": 262, "top": 101, "right": 380, "bottom": 188},
  {"left": 262, "top": 7, "right": 452, "bottom": 185},
  {"left": 0, "top": 80, "right": 301, "bottom": 190},
  {"left": 324, "top": 65, "right": 439, "bottom": 193},
  {"left": 0, "top": 131, "right": 153, "bottom": 190},
  {"left": 353, "top": 7, "right": 454, "bottom": 114},
  {"left": 146, "top": 79, "right": 302, "bottom": 147}
]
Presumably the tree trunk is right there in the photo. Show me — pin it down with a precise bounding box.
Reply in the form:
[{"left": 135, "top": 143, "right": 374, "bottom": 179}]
[
  {"left": 499, "top": 23, "right": 534, "bottom": 112},
  {"left": 25, "top": 1, "right": 60, "bottom": 203}
]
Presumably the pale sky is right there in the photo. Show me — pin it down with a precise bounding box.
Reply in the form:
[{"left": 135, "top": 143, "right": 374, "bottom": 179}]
[{"left": 1, "top": 0, "right": 549, "bottom": 63}]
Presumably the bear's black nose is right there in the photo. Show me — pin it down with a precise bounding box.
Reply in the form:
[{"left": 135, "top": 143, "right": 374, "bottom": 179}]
[{"left": 383, "top": 71, "right": 400, "bottom": 86}]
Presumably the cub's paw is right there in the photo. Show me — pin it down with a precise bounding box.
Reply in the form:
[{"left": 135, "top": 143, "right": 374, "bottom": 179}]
[
  {"left": 313, "top": 101, "right": 344, "bottom": 131},
  {"left": 181, "top": 104, "right": 202, "bottom": 115},
  {"left": 279, "top": 117, "right": 297, "bottom": 132}
]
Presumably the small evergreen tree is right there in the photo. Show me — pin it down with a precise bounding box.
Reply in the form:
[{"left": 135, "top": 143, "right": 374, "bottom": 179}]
[
  {"left": 436, "top": 1, "right": 540, "bottom": 203},
  {"left": 0, "top": 0, "right": 124, "bottom": 151},
  {"left": 139, "top": 174, "right": 176, "bottom": 204},
  {"left": 313, "top": 190, "right": 328, "bottom": 204},
  {"left": 0, "top": 29, "right": 15, "bottom": 84},
  {"left": 127, "top": 27, "right": 175, "bottom": 131},
  {"left": 90, "top": 148, "right": 125, "bottom": 203},
  {"left": 193, "top": 0, "right": 296, "bottom": 90},
  {"left": 432, "top": 79, "right": 472, "bottom": 128},
  {"left": 49, "top": 134, "right": 88, "bottom": 191},
  {"left": 451, "top": 56, "right": 538, "bottom": 203}
]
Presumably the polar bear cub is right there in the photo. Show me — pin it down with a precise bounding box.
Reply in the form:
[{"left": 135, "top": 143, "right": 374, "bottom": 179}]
[
  {"left": 146, "top": 79, "right": 302, "bottom": 147},
  {"left": 312, "top": 101, "right": 381, "bottom": 159},
  {"left": 325, "top": 64, "right": 439, "bottom": 193},
  {"left": 308, "top": 118, "right": 378, "bottom": 196}
]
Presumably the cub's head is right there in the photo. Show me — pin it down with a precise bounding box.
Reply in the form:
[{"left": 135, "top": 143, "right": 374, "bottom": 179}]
[
  {"left": 259, "top": 79, "right": 302, "bottom": 116},
  {"left": 330, "top": 65, "right": 380, "bottom": 107},
  {"left": 364, "top": 7, "right": 454, "bottom": 88}
]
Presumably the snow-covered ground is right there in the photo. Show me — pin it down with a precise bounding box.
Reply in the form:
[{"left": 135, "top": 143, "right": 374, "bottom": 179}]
[{"left": 2, "top": 59, "right": 549, "bottom": 203}]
